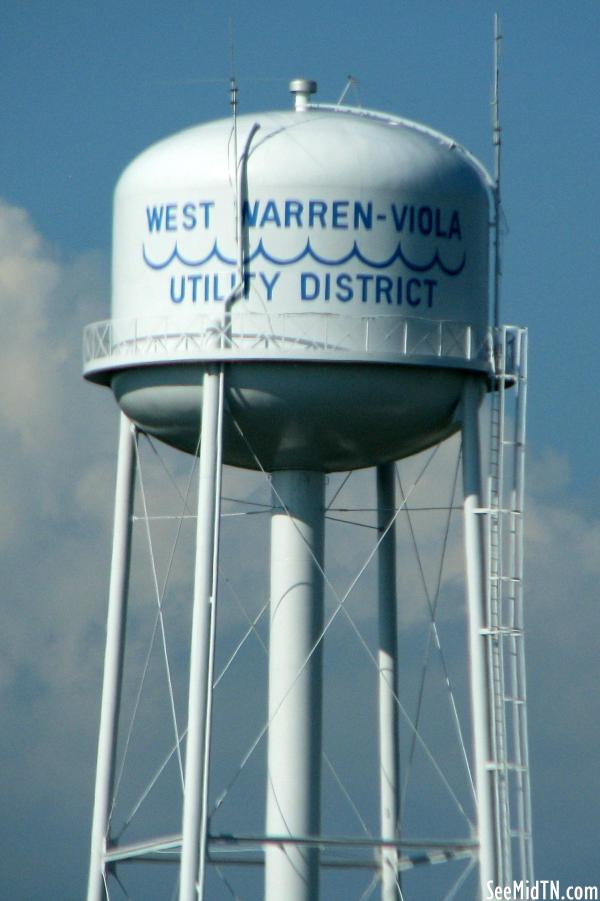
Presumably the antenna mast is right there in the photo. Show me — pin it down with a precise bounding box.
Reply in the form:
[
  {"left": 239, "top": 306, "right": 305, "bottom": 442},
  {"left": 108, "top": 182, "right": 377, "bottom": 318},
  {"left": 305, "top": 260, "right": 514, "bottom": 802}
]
[
  {"left": 229, "top": 14, "right": 240, "bottom": 257},
  {"left": 225, "top": 61, "right": 260, "bottom": 325},
  {"left": 230, "top": 75, "right": 240, "bottom": 248},
  {"left": 492, "top": 13, "right": 502, "bottom": 331}
]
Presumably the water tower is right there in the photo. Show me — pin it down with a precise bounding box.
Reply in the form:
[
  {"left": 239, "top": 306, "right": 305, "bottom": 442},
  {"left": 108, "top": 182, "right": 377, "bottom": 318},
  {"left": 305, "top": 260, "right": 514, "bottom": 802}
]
[{"left": 84, "top": 76, "right": 533, "bottom": 900}]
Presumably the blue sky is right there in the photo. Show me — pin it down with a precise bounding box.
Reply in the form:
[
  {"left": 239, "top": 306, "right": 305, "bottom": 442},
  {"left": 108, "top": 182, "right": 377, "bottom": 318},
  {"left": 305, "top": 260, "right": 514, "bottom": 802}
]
[{"left": 1, "top": 1, "right": 599, "bottom": 898}]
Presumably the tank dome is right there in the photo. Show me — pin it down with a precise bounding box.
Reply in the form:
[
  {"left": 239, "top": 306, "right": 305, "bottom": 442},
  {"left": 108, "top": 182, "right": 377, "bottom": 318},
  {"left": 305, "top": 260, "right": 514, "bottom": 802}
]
[{"left": 84, "top": 98, "right": 493, "bottom": 471}]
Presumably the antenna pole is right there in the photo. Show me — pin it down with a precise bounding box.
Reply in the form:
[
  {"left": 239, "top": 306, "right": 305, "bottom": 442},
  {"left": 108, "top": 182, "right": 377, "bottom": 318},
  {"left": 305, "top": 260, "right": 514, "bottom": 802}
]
[
  {"left": 224, "top": 76, "right": 259, "bottom": 323},
  {"left": 230, "top": 76, "right": 239, "bottom": 194},
  {"left": 492, "top": 13, "right": 502, "bottom": 331}
]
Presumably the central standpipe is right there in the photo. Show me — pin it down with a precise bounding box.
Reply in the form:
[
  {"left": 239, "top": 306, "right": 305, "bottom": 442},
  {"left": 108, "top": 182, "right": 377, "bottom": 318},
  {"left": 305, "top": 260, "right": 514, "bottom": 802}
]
[
  {"left": 376, "top": 463, "right": 400, "bottom": 899},
  {"left": 265, "top": 470, "right": 325, "bottom": 901}
]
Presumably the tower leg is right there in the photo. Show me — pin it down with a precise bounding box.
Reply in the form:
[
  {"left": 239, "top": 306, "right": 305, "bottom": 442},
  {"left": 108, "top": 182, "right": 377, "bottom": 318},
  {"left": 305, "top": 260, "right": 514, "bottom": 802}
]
[
  {"left": 265, "top": 470, "right": 325, "bottom": 901},
  {"left": 179, "top": 365, "right": 224, "bottom": 901},
  {"left": 87, "top": 414, "right": 136, "bottom": 901},
  {"left": 461, "top": 377, "right": 498, "bottom": 896},
  {"left": 376, "top": 462, "right": 400, "bottom": 899}
]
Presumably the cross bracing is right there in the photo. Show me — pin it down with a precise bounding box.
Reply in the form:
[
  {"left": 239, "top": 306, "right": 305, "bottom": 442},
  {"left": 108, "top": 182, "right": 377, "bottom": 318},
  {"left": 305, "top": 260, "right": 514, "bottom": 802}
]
[{"left": 88, "top": 327, "right": 532, "bottom": 900}]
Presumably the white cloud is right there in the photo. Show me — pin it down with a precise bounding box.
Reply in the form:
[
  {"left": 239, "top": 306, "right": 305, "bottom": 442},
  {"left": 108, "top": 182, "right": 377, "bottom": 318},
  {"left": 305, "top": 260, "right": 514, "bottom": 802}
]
[
  {"left": 0, "top": 200, "right": 114, "bottom": 765},
  {"left": 0, "top": 202, "right": 62, "bottom": 453},
  {"left": 0, "top": 201, "right": 113, "bottom": 515}
]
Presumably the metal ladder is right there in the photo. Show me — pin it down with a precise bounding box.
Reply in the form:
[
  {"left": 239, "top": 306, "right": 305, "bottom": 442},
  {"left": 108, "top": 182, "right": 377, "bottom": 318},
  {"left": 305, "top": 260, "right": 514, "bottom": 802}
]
[{"left": 486, "top": 325, "right": 534, "bottom": 886}]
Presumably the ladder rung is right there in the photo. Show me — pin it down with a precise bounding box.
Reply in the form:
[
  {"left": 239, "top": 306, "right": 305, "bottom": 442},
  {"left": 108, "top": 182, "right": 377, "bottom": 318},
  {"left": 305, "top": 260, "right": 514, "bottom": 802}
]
[
  {"left": 489, "top": 575, "right": 522, "bottom": 583},
  {"left": 486, "top": 761, "right": 528, "bottom": 773},
  {"left": 481, "top": 627, "right": 523, "bottom": 637}
]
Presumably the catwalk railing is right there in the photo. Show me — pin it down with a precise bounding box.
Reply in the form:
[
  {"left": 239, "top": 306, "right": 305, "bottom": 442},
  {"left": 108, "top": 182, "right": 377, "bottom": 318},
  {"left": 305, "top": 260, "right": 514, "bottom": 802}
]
[{"left": 83, "top": 312, "right": 493, "bottom": 375}]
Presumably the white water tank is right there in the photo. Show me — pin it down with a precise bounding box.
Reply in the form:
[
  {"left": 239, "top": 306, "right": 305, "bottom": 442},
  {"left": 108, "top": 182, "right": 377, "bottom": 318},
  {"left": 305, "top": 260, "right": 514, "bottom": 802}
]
[{"left": 84, "top": 82, "right": 493, "bottom": 471}]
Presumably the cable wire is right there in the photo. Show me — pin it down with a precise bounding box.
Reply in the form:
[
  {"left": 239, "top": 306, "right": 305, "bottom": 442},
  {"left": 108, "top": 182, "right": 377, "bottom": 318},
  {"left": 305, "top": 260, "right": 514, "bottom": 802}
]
[{"left": 211, "top": 418, "right": 472, "bottom": 832}]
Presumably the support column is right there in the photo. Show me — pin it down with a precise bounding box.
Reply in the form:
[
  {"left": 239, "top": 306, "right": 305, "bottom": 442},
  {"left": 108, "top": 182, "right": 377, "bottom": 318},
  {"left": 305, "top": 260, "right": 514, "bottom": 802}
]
[
  {"left": 376, "top": 462, "right": 400, "bottom": 900},
  {"left": 179, "top": 364, "right": 224, "bottom": 901},
  {"left": 461, "top": 377, "right": 498, "bottom": 896},
  {"left": 87, "top": 414, "right": 136, "bottom": 901},
  {"left": 265, "top": 470, "right": 325, "bottom": 901}
]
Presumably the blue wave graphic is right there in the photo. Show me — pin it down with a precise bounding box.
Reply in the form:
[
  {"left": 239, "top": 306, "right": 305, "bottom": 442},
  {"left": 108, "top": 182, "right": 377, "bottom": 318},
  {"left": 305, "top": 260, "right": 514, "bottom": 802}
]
[{"left": 142, "top": 238, "right": 466, "bottom": 277}]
